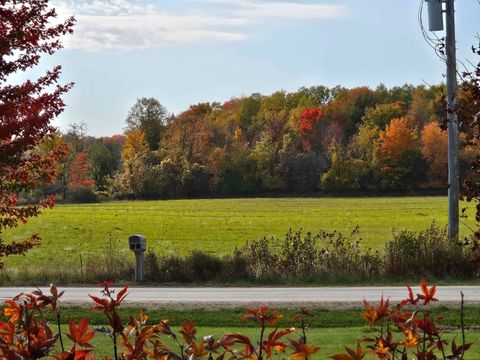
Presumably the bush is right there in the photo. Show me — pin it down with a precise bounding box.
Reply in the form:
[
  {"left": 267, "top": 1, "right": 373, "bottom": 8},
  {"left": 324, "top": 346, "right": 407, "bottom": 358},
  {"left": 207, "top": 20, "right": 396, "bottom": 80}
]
[
  {"left": 145, "top": 251, "right": 241, "bottom": 283},
  {"left": 318, "top": 227, "right": 382, "bottom": 280},
  {"left": 142, "top": 223, "right": 477, "bottom": 284},
  {"left": 384, "top": 222, "right": 476, "bottom": 278},
  {"left": 278, "top": 230, "right": 319, "bottom": 279},
  {"left": 237, "top": 228, "right": 382, "bottom": 282},
  {"left": 66, "top": 187, "right": 99, "bottom": 203},
  {"left": 189, "top": 250, "right": 223, "bottom": 281}
]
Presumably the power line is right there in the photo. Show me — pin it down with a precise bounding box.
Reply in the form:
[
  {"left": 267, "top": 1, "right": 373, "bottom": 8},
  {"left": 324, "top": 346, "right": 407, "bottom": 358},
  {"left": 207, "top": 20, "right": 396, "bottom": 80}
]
[
  {"left": 418, "top": 0, "right": 447, "bottom": 63},
  {"left": 418, "top": 1, "right": 471, "bottom": 82}
]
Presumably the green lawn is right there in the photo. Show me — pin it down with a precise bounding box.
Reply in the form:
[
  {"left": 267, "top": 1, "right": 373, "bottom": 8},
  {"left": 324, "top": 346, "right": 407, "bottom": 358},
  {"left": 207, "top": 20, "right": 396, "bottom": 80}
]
[
  {"left": 9, "top": 306, "right": 480, "bottom": 358},
  {"left": 3, "top": 197, "right": 476, "bottom": 270},
  {"left": 58, "top": 325, "right": 480, "bottom": 359}
]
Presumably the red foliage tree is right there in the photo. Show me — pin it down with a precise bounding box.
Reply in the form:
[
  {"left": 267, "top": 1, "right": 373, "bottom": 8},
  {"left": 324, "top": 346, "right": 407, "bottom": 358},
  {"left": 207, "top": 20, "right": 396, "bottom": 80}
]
[
  {"left": 0, "top": 0, "right": 74, "bottom": 266},
  {"left": 68, "top": 151, "right": 95, "bottom": 190},
  {"left": 299, "top": 107, "right": 324, "bottom": 151},
  {"left": 299, "top": 107, "right": 323, "bottom": 134}
]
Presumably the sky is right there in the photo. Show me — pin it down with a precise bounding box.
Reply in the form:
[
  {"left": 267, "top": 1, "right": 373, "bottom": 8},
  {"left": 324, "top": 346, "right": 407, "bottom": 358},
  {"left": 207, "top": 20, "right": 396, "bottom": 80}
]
[{"left": 14, "top": 0, "right": 480, "bottom": 136}]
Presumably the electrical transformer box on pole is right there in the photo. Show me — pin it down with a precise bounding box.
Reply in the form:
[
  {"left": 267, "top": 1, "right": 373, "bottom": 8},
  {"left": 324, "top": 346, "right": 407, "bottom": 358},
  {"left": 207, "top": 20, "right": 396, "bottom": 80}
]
[{"left": 426, "top": 0, "right": 444, "bottom": 31}]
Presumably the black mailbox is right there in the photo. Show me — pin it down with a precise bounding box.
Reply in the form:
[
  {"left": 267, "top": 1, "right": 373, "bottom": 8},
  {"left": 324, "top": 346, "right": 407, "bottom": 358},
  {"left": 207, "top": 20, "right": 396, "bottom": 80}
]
[{"left": 128, "top": 234, "right": 146, "bottom": 252}]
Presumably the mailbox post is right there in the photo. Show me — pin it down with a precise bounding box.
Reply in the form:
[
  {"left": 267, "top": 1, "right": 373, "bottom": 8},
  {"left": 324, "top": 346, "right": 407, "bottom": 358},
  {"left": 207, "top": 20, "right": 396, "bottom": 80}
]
[{"left": 128, "top": 234, "right": 146, "bottom": 282}]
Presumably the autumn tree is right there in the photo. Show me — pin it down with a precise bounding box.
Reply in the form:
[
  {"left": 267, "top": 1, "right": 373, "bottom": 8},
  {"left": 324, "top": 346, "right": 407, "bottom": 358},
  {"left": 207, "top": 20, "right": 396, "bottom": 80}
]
[
  {"left": 164, "top": 103, "right": 213, "bottom": 163},
  {"left": 323, "top": 87, "right": 377, "bottom": 138},
  {"left": 377, "top": 118, "right": 419, "bottom": 158},
  {"left": 67, "top": 151, "right": 95, "bottom": 190},
  {"left": 0, "top": 0, "right": 74, "bottom": 265},
  {"left": 320, "top": 141, "right": 371, "bottom": 191},
  {"left": 220, "top": 127, "right": 257, "bottom": 195},
  {"left": 121, "top": 130, "right": 149, "bottom": 162},
  {"left": 116, "top": 129, "right": 149, "bottom": 196},
  {"left": 299, "top": 107, "right": 323, "bottom": 151},
  {"left": 421, "top": 122, "right": 448, "bottom": 188},
  {"left": 405, "top": 87, "right": 435, "bottom": 130},
  {"left": 101, "top": 84, "right": 457, "bottom": 198},
  {"left": 252, "top": 92, "right": 293, "bottom": 142},
  {"left": 349, "top": 124, "right": 379, "bottom": 162},
  {"left": 37, "top": 131, "right": 70, "bottom": 200},
  {"left": 362, "top": 101, "right": 406, "bottom": 130},
  {"left": 251, "top": 132, "right": 285, "bottom": 191},
  {"left": 299, "top": 108, "right": 323, "bottom": 134},
  {"left": 374, "top": 118, "right": 425, "bottom": 190},
  {"left": 125, "top": 97, "right": 169, "bottom": 151}
]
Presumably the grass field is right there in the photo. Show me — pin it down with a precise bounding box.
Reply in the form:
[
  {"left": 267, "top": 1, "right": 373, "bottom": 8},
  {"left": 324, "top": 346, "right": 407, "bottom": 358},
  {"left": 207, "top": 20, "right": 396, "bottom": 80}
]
[
  {"left": 3, "top": 196, "right": 476, "bottom": 270},
  {"left": 59, "top": 326, "right": 480, "bottom": 359}
]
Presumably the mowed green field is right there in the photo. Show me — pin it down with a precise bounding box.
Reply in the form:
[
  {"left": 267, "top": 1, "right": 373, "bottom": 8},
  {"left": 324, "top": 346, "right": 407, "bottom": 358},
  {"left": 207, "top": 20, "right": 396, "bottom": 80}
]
[
  {"left": 3, "top": 197, "right": 476, "bottom": 268},
  {"left": 58, "top": 326, "right": 480, "bottom": 359}
]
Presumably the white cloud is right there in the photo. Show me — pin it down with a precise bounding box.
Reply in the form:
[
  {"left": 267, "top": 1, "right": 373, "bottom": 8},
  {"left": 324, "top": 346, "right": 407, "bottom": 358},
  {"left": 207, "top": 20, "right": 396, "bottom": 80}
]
[
  {"left": 197, "top": 0, "right": 348, "bottom": 20},
  {"left": 55, "top": 0, "right": 347, "bottom": 51}
]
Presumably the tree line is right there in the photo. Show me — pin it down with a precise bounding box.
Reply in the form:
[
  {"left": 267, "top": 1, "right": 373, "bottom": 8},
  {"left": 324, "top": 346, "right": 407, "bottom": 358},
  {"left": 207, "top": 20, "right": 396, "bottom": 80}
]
[{"left": 32, "top": 83, "right": 479, "bottom": 202}]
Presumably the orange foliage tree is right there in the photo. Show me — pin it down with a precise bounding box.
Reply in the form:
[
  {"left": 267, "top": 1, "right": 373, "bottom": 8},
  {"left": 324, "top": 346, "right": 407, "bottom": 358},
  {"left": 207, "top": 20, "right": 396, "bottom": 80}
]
[
  {"left": 421, "top": 122, "right": 448, "bottom": 188},
  {"left": 374, "top": 118, "right": 424, "bottom": 189},
  {"left": 67, "top": 151, "right": 95, "bottom": 190},
  {"left": 378, "top": 118, "right": 419, "bottom": 159}
]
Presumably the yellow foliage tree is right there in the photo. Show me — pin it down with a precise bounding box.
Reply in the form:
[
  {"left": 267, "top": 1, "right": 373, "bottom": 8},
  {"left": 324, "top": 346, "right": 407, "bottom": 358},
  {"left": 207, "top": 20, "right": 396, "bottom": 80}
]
[
  {"left": 121, "top": 129, "right": 148, "bottom": 163},
  {"left": 119, "top": 129, "right": 148, "bottom": 195}
]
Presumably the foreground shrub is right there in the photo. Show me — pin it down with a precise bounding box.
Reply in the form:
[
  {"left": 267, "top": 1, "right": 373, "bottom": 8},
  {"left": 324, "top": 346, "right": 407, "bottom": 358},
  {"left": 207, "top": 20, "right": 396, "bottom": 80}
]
[
  {"left": 332, "top": 279, "right": 473, "bottom": 359},
  {"left": 0, "top": 280, "right": 472, "bottom": 359},
  {"left": 0, "top": 283, "right": 320, "bottom": 359}
]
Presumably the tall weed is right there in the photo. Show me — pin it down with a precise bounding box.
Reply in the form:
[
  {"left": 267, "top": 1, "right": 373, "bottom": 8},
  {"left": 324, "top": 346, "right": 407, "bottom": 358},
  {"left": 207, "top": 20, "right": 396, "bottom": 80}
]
[{"left": 384, "top": 222, "right": 475, "bottom": 278}]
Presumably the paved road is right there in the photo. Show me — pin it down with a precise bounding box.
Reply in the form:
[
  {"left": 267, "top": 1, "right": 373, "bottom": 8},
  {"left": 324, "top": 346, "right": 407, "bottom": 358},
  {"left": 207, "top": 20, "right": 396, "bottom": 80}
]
[{"left": 0, "top": 286, "right": 479, "bottom": 308}]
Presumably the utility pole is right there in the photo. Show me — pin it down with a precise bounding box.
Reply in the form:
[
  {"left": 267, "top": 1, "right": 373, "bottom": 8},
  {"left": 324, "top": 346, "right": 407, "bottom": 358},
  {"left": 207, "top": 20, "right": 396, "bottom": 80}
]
[
  {"left": 445, "top": 0, "right": 459, "bottom": 242},
  {"left": 426, "top": 0, "right": 459, "bottom": 241}
]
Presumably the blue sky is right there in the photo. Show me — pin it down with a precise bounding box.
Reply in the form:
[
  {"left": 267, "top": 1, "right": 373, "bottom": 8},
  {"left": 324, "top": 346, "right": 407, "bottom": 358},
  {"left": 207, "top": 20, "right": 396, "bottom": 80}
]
[{"left": 16, "top": 0, "right": 480, "bottom": 136}]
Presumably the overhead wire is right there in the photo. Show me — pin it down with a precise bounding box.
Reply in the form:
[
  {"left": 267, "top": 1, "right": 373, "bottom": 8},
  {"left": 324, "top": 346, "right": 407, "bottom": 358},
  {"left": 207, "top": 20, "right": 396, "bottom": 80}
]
[
  {"left": 418, "top": 0, "right": 473, "bottom": 81},
  {"left": 417, "top": 0, "right": 480, "bottom": 129},
  {"left": 418, "top": 0, "right": 447, "bottom": 63}
]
